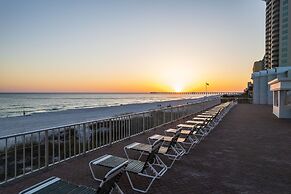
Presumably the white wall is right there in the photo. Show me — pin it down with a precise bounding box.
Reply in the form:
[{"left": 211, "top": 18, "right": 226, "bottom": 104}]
[
  {"left": 267, "top": 69, "right": 276, "bottom": 104},
  {"left": 259, "top": 71, "right": 268, "bottom": 104},
  {"left": 252, "top": 72, "right": 260, "bottom": 104},
  {"left": 252, "top": 67, "right": 291, "bottom": 105}
]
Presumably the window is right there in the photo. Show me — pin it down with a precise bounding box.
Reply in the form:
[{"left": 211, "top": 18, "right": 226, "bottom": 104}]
[
  {"left": 285, "top": 91, "right": 291, "bottom": 106},
  {"left": 282, "top": 41, "right": 288, "bottom": 47},
  {"left": 274, "top": 91, "right": 279, "bottom": 107}
]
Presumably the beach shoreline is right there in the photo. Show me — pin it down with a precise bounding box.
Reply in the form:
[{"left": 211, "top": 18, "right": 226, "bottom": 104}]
[{"left": 0, "top": 96, "right": 215, "bottom": 137}]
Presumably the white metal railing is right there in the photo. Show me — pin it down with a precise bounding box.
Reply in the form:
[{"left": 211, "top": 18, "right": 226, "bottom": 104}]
[{"left": 0, "top": 96, "right": 220, "bottom": 184}]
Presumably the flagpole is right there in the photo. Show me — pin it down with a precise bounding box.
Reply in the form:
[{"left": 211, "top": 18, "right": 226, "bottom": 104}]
[
  {"left": 205, "top": 82, "right": 210, "bottom": 100},
  {"left": 205, "top": 82, "right": 208, "bottom": 97}
]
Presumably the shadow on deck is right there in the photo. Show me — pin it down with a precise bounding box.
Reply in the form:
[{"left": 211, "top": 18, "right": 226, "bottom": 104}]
[{"left": 1, "top": 104, "right": 291, "bottom": 194}]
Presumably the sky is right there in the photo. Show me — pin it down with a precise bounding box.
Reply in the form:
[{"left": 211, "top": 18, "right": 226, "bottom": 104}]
[{"left": 0, "top": 0, "right": 265, "bottom": 93}]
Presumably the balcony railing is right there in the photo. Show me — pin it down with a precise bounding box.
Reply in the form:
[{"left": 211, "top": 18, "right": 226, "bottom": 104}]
[{"left": 0, "top": 96, "right": 220, "bottom": 185}]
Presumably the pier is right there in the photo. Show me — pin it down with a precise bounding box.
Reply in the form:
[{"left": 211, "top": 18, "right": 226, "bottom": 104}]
[{"left": 150, "top": 92, "right": 243, "bottom": 95}]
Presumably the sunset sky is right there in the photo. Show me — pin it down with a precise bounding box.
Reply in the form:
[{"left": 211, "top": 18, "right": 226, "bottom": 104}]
[{"left": 0, "top": 0, "right": 265, "bottom": 93}]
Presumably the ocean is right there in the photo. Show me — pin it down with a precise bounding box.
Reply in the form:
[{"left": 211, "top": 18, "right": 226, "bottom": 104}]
[{"left": 0, "top": 93, "right": 202, "bottom": 118}]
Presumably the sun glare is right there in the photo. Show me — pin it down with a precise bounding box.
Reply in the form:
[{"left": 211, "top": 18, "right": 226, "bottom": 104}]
[{"left": 173, "top": 83, "right": 183, "bottom": 93}]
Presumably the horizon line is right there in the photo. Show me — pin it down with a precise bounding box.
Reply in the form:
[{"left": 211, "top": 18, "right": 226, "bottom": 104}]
[{"left": 0, "top": 91, "right": 244, "bottom": 94}]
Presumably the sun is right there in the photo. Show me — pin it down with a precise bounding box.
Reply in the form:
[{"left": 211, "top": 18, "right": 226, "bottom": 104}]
[{"left": 173, "top": 83, "right": 183, "bottom": 93}]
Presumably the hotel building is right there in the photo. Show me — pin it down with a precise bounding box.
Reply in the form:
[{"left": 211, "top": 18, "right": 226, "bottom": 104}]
[{"left": 264, "top": 0, "right": 290, "bottom": 68}]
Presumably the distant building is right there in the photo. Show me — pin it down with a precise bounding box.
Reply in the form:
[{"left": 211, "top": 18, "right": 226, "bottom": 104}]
[
  {"left": 264, "top": 0, "right": 291, "bottom": 69},
  {"left": 244, "top": 82, "right": 253, "bottom": 97},
  {"left": 253, "top": 59, "right": 265, "bottom": 72}
]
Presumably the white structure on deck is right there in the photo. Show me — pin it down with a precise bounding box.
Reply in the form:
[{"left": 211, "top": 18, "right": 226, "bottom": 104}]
[
  {"left": 267, "top": 69, "right": 277, "bottom": 104},
  {"left": 252, "top": 67, "right": 291, "bottom": 118},
  {"left": 252, "top": 69, "right": 276, "bottom": 105},
  {"left": 268, "top": 70, "right": 291, "bottom": 118}
]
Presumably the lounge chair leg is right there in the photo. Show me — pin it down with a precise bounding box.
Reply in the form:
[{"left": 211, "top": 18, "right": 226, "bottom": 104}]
[
  {"left": 126, "top": 172, "right": 158, "bottom": 193},
  {"left": 114, "top": 183, "right": 124, "bottom": 194}
]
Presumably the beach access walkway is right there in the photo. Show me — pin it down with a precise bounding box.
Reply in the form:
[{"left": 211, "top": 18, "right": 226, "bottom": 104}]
[{"left": 1, "top": 104, "right": 291, "bottom": 194}]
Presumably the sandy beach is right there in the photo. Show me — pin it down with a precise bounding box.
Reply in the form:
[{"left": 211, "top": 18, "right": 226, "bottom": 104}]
[{"left": 0, "top": 96, "right": 215, "bottom": 137}]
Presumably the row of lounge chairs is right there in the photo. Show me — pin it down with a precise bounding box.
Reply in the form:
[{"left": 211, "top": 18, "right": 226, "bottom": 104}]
[{"left": 19, "top": 101, "right": 236, "bottom": 194}]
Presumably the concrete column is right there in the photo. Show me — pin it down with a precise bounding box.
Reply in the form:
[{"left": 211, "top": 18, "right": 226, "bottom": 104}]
[
  {"left": 267, "top": 69, "right": 276, "bottom": 105},
  {"left": 259, "top": 70, "right": 268, "bottom": 104},
  {"left": 252, "top": 72, "right": 260, "bottom": 104}
]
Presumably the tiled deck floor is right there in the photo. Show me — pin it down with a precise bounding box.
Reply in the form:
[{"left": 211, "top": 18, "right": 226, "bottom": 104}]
[{"left": 1, "top": 104, "right": 291, "bottom": 194}]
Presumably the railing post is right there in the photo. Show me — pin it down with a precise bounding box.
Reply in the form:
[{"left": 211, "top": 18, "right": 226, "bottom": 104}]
[
  {"left": 163, "top": 109, "right": 166, "bottom": 124},
  {"left": 14, "top": 137, "right": 17, "bottom": 178},
  {"left": 5, "top": 138, "right": 7, "bottom": 182},
  {"left": 171, "top": 107, "right": 173, "bottom": 121},
  {"left": 109, "top": 119, "right": 112, "bottom": 145},
  {"left": 58, "top": 129, "right": 61, "bottom": 162},
  {"left": 83, "top": 124, "right": 86, "bottom": 154},
  {"left": 74, "top": 126, "right": 76, "bottom": 155},
  {"left": 182, "top": 105, "right": 185, "bottom": 117},
  {"left": 64, "top": 128, "right": 66, "bottom": 159},
  {"left": 128, "top": 115, "right": 131, "bottom": 137},
  {"left": 23, "top": 135, "right": 25, "bottom": 175},
  {"left": 69, "top": 128, "right": 71, "bottom": 157},
  {"left": 142, "top": 113, "right": 145, "bottom": 133},
  {"left": 153, "top": 111, "right": 156, "bottom": 128},
  {"left": 182, "top": 106, "right": 185, "bottom": 117},
  {"left": 45, "top": 130, "right": 49, "bottom": 168}
]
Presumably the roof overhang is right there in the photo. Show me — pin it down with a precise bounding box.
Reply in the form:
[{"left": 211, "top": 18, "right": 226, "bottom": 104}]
[{"left": 268, "top": 78, "right": 291, "bottom": 91}]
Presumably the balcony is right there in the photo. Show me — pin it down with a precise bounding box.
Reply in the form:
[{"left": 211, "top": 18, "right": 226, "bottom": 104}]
[{"left": 1, "top": 104, "right": 291, "bottom": 193}]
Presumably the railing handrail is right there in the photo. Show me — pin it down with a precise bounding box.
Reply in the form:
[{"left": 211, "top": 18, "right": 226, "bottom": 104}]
[{"left": 0, "top": 96, "right": 219, "bottom": 140}]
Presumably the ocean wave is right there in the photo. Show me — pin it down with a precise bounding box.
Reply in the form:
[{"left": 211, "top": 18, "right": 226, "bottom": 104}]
[{"left": 0, "top": 93, "right": 202, "bottom": 118}]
